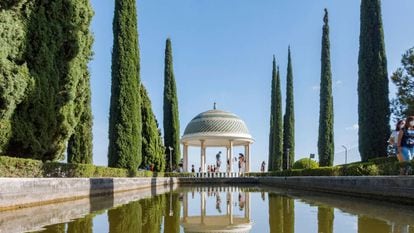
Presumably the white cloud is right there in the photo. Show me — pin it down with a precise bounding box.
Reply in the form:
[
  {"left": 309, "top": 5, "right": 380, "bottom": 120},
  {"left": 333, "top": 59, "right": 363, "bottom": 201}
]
[
  {"left": 335, "top": 80, "right": 343, "bottom": 85},
  {"left": 345, "top": 124, "right": 359, "bottom": 131}
]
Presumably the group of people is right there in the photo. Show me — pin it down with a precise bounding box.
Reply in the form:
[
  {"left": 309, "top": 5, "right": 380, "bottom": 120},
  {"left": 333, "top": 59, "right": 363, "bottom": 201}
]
[
  {"left": 188, "top": 151, "right": 248, "bottom": 173},
  {"left": 388, "top": 116, "right": 414, "bottom": 175}
]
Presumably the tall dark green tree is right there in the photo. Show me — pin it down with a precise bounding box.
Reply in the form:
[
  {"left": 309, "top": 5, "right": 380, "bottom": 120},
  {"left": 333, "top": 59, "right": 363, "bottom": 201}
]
[
  {"left": 391, "top": 47, "right": 414, "bottom": 120},
  {"left": 1, "top": 0, "right": 94, "bottom": 161},
  {"left": 108, "top": 0, "right": 142, "bottom": 170},
  {"left": 318, "top": 9, "right": 334, "bottom": 167},
  {"left": 283, "top": 47, "right": 295, "bottom": 170},
  {"left": 68, "top": 69, "right": 94, "bottom": 164},
  {"left": 163, "top": 38, "right": 181, "bottom": 170},
  {"left": 268, "top": 56, "right": 283, "bottom": 171},
  {"left": 358, "top": 0, "right": 390, "bottom": 161},
  {"left": 140, "top": 84, "right": 166, "bottom": 172}
]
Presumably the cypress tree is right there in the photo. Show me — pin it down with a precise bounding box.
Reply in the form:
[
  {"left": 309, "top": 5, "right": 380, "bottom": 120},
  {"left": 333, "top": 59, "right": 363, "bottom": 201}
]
[
  {"left": 67, "top": 82, "right": 93, "bottom": 164},
  {"left": 108, "top": 0, "right": 142, "bottom": 170},
  {"left": 358, "top": 0, "right": 390, "bottom": 161},
  {"left": 283, "top": 47, "right": 295, "bottom": 170},
  {"left": 140, "top": 84, "right": 166, "bottom": 172},
  {"left": 2, "top": 0, "right": 94, "bottom": 161},
  {"left": 318, "top": 9, "right": 334, "bottom": 167},
  {"left": 268, "top": 56, "right": 283, "bottom": 171},
  {"left": 268, "top": 58, "right": 275, "bottom": 171},
  {"left": 163, "top": 38, "right": 181, "bottom": 171}
]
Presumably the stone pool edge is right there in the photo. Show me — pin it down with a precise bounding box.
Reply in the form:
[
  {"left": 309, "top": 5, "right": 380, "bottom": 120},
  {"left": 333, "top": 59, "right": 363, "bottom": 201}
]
[
  {"left": 1, "top": 176, "right": 414, "bottom": 210},
  {"left": 0, "top": 177, "right": 177, "bottom": 211},
  {"left": 178, "top": 176, "right": 414, "bottom": 204}
]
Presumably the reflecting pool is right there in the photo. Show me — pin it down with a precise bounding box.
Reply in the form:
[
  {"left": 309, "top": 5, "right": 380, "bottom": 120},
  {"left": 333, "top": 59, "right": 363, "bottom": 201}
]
[{"left": 4, "top": 185, "right": 414, "bottom": 233}]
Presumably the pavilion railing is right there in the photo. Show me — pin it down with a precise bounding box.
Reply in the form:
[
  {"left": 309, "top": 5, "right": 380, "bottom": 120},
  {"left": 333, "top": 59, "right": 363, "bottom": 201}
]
[{"left": 194, "top": 172, "right": 243, "bottom": 178}]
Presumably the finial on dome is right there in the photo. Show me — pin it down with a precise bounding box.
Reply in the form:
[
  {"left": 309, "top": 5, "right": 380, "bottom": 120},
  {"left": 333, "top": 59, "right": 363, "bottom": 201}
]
[{"left": 213, "top": 102, "right": 217, "bottom": 110}]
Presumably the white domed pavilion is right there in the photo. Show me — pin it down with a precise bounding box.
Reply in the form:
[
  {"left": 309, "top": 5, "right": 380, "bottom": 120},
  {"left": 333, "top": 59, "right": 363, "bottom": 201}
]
[{"left": 181, "top": 105, "right": 254, "bottom": 173}]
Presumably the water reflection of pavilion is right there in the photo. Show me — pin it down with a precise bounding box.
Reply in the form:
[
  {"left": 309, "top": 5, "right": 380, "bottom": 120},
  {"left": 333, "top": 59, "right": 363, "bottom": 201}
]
[{"left": 181, "top": 187, "right": 252, "bottom": 233}]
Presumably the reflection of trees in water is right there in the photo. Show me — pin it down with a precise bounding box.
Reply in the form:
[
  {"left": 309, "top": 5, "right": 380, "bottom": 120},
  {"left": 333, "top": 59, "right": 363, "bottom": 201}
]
[
  {"left": 107, "top": 194, "right": 169, "bottom": 233},
  {"left": 163, "top": 192, "right": 181, "bottom": 233},
  {"left": 358, "top": 216, "right": 391, "bottom": 233},
  {"left": 140, "top": 195, "right": 165, "bottom": 233},
  {"left": 283, "top": 197, "right": 294, "bottom": 233},
  {"left": 108, "top": 201, "right": 142, "bottom": 233},
  {"left": 357, "top": 216, "right": 414, "bottom": 233},
  {"left": 67, "top": 215, "right": 93, "bottom": 233},
  {"left": 268, "top": 194, "right": 294, "bottom": 233},
  {"left": 38, "top": 223, "right": 65, "bottom": 233},
  {"left": 318, "top": 206, "right": 333, "bottom": 233},
  {"left": 268, "top": 194, "right": 283, "bottom": 233}
]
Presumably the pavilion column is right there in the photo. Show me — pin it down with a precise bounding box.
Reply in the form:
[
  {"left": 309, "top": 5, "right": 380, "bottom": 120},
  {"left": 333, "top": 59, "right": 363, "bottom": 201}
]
[
  {"left": 200, "top": 140, "right": 206, "bottom": 172},
  {"left": 183, "top": 192, "right": 188, "bottom": 222},
  {"left": 183, "top": 143, "right": 188, "bottom": 172},
  {"left": 228, "top": 140, "right": 233, "bottom": 173},
  {"left": 226, "top": 146, "right": 230, "bottom": 173},
  {"left": 229, "top": 192, "right": 233, "bottom": 224},
  {"left": 244, "top": 143, "right": 250, "bottom": 172},
  {"left": 244, "top": 192, "right": 251, "bottom": 220},
  {"left": 201, "top": 191, "right": 206, "bottom": 224}
]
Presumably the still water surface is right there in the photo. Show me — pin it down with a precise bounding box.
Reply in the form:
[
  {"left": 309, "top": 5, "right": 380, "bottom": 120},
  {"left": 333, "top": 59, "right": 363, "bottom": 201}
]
[{"left": 32, "top": 186, "right": 414, "bottom": 233}]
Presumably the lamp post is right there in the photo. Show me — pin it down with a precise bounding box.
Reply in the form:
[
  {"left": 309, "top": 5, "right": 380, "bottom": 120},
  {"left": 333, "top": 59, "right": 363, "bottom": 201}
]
[
  {"left": 286, "top": 148, "right": 290, "bottom": 170},
  {"left": 341, "top": 145, "right": 348, "bottom": 164},
  {"left": 168, "top": 146, "right": 174, "bottom": 172},
  {"left": 169, "top": 191, "right": 173, "bottom": 216}
]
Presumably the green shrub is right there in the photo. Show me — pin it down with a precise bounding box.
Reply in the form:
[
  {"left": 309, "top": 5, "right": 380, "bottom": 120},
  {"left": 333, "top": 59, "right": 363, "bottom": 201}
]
[
  {"left": 292, "top": 158, "right": 319, "bottom": 169},
  {"left": 247, "top": 159, "right": 413, "bottom": 177},
  {"left": 340, "top": 163, "right": 379, "bottom": 176},
  {"left": 0, "top": 156, "right": 43, "bottom": 177},
  {"left": 0, "top": 156, "right": 137, "bottom": 178}
]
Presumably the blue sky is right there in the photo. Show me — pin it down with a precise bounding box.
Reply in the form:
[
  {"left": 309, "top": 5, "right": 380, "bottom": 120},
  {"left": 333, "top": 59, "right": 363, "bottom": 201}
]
[{"left": 89, "top": 0, "right": 414, "bottom": 171}]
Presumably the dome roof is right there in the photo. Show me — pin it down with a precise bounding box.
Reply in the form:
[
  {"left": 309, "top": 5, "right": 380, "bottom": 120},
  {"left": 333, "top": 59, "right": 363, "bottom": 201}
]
[{"left": 181, "top": 109, "right": 253, "bottom": 147}]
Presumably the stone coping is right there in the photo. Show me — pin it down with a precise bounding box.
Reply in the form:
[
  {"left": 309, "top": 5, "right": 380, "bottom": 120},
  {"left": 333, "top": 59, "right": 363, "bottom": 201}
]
[
  {"left": 0, "top": 177, "right": 177, "bottom": 211},
  {"left": 1, "top": 176, "right": 413, "bottom": 212},
  {"left": 0, "top": 184, "right": 177, "bottom": 233}
]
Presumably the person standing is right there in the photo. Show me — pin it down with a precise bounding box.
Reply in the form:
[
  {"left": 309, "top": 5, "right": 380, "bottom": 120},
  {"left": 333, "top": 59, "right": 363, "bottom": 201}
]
[
  {"left": 397, "top": 116, "right": 414, "bottom": 175},
  {"left": 238, "top": 153, "right": 244, "bottom": 173},
  {"left": 261, "top": 161, "right": 266, "bottom": 172},
  {"left": 389, "top": 120, "right": 405, "bottom": 160}
]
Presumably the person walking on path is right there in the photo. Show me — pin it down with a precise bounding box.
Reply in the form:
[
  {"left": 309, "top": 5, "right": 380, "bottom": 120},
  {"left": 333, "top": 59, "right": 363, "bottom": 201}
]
[{"left": 397, "top": 116, "right": 414, "bottom": 175}]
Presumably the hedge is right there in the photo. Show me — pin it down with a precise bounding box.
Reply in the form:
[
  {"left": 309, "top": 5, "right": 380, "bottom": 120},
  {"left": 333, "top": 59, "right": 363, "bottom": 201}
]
[
  {"left": 0, "top": 156, "right": 198, "bottom": 178},
  {"left": 1, "top": 155, "right": 409, "bottom": 178},
  {"left": 247, "top": 157, "right": 412, "bottom": 177}
]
